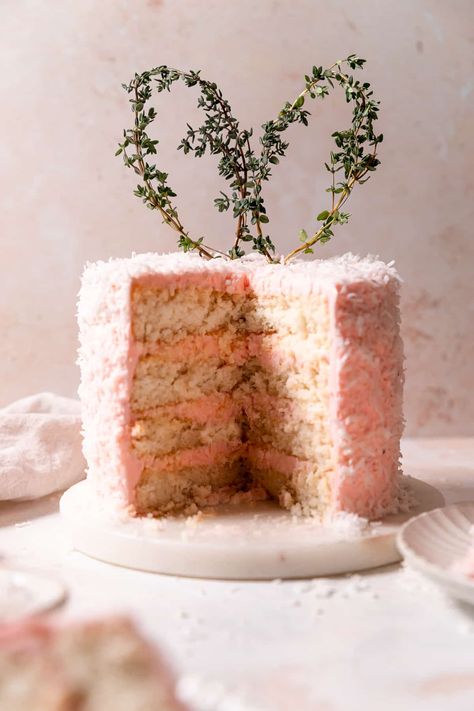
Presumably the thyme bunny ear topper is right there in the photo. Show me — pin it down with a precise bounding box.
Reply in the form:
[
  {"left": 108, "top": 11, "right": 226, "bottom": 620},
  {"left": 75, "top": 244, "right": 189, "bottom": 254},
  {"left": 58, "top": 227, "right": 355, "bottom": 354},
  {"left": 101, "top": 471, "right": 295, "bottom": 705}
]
[{"left": 116, "top": 55, "right": 382, "bottom": 263}]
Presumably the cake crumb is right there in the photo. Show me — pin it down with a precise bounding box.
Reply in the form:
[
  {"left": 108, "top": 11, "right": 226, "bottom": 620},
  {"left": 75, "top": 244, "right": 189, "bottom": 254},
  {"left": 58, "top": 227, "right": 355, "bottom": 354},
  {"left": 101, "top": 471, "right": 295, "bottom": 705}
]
[
  {"left": 185, "top": 511, "right": 205, "bottom": 529},
  {"left": 396, "top": 476, "right": 419, "bottom": 513}
]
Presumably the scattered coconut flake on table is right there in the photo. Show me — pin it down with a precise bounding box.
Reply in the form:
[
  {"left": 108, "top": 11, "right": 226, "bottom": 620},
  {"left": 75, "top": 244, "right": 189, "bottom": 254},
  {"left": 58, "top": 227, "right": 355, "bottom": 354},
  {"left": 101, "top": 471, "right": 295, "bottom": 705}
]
[
  {"left": 290, "top": 573, "right": 378, "bottom": 603},
  {"left": 177, "top": 674, "right": 264, "bottom": 711},
  {"left": 396, "top": 563, "right": 448, "bottom": 599},
  {"left": 321, "top": 511, "right": 371, "bottom": 536}
]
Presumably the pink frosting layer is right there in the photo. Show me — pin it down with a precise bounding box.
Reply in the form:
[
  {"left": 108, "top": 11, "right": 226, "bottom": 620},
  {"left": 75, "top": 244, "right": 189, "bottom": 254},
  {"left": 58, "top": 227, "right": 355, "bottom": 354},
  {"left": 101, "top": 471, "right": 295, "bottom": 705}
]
[
  {"left": 78, "top": 251, "right": 403, "bottom": 517},
  {"left": 134, "top": 394, "right": 239, "bottom": 424},
  {"left": 328, "top": 279, "right": 404, "bottom": 518},
  {"left": 142, "top": 441, "right": 242, "bottom": 473},
  {"left": 138, "top": 332, "right": 329, "bottom": 371},
  {"left": 136, "top": 334, "right": 247, "bottom": 365},
  {"left": 248, "top": 445, "right": 302, "bottom": 474}
]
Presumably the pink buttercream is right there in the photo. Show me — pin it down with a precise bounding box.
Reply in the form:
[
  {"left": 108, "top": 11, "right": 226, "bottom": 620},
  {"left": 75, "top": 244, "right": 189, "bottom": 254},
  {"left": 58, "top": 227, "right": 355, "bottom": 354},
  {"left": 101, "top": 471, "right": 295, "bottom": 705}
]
[
  {"left": 142, "top": 441, "right": 242, "bottom": 473},
  {"left": 248, "top": 444, "right": 302, "bottom": 475},
  {"left": 134, "top": 394, "right": 239, "bottom": 424},
  {"left": 138, "top": 332, "right": 328, "bottom": 371},
  {"left": 136, "top": 334, "right": 247, "bottom": 365}
]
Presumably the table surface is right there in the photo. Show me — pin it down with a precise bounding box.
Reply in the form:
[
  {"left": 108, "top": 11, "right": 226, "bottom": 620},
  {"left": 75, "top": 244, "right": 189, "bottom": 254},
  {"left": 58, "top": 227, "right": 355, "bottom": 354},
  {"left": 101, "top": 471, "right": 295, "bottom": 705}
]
[{"left": 1, "top": 438, "right": 474, "bottom": 711}]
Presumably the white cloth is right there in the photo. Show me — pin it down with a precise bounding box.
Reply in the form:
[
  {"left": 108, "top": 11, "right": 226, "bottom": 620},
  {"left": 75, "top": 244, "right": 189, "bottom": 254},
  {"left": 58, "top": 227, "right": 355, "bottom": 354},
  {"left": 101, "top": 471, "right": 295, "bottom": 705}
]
[{"left": 0, "top": 392, "right": 85, "bottom": 501}]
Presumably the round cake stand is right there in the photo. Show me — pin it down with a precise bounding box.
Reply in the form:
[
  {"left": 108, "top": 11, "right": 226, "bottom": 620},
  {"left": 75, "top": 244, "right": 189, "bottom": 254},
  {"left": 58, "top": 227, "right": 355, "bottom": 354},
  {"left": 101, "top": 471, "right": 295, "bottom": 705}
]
[{"left": 60, "top": 478, "right": 443, "bottom": 580}]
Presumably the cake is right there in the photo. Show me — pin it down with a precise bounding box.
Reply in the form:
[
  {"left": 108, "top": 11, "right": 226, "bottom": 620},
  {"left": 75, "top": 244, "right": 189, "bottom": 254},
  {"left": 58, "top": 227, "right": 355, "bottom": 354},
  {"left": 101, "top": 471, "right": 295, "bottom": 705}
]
[
  {"left": 78, "top": 251, "right": 404, "bottom": 519},
  {"left": 0, "top": 617, "right": 185, "bottom": 711}
]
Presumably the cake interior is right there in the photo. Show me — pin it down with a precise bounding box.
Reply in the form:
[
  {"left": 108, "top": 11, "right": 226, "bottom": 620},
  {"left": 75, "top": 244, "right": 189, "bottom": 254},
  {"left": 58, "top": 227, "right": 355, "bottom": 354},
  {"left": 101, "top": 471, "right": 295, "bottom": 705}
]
[{"left": 130, "top": 277, "right": 335, "bottom": 516}]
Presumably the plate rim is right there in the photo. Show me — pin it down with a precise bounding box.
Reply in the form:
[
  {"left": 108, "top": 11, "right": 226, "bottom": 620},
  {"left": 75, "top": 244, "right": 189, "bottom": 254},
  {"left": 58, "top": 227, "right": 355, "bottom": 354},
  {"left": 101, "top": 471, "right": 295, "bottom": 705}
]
[
  {"left": 59, "top": 477, "right": 442, "bottom": 580},
  {"left": 397, "top": 502, "right": 474, "bottom": 594}
]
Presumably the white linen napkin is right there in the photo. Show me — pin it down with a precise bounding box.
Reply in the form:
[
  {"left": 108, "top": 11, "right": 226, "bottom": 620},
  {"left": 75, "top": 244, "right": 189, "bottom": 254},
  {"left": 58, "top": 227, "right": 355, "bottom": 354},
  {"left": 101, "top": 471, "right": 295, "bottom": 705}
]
[{"left": 0, "top": 392, "right": 85, "bottom": 501}]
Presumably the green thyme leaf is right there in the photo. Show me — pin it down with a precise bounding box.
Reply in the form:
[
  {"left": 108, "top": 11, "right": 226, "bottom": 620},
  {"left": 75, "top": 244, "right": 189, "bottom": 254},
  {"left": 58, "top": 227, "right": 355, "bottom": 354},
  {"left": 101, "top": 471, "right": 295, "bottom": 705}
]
[{"left": 119, "top": 54, "right": 381, "bottom": 264}]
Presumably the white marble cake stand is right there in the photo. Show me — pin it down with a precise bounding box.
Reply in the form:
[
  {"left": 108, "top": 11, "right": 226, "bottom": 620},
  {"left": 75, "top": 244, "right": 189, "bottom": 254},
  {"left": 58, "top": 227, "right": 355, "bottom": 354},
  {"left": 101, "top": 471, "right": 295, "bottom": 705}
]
[{"left": 60, "top": 477, "right": 443, "bottom": 580}]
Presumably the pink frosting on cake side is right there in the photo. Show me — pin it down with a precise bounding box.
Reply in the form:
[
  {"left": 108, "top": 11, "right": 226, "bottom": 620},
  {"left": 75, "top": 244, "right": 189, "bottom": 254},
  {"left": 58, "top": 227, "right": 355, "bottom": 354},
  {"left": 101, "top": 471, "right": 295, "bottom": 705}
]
[
  {"left": 247, "top": 253, "right": 404, "bottom": 518},
  {"left": 328, "top": 275, "right": 404, "bottom": 518},
  {"left": 78, "top": 260, "right": 141, "bottom": 509},
  {"left": 78, "top": 253, "right": 248, "bottom": 510}
]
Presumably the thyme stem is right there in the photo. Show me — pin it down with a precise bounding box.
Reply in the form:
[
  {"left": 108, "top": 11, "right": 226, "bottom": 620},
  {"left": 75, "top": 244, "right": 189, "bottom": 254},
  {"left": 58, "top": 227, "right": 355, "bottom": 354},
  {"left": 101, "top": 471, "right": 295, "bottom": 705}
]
[{"left": 117, "top": 55, "right": 381, "bottom": 263}]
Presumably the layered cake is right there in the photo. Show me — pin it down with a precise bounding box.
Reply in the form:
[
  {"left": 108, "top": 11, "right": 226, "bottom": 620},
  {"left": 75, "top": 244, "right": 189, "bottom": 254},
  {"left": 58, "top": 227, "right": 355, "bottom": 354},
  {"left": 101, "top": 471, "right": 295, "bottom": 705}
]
[
  {"left": 78, "top": 251, "right": 404, "bottom": 519},
  {"left": 0, "top": 617, "right": 185, "bottom": 711}
]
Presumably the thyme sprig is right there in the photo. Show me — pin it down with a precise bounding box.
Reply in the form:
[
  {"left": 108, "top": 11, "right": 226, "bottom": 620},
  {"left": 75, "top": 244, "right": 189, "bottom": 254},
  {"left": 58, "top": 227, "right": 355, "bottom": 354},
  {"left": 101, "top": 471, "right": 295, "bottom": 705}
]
[
  {"left": 278, "top": 56, "right": 382, "bottom": 262},
  {"left": 117, "top": 55, "right": 382, "bottom": 263},
  {"left": 117, "top": 69, "right": 214, "bottom": 260}
]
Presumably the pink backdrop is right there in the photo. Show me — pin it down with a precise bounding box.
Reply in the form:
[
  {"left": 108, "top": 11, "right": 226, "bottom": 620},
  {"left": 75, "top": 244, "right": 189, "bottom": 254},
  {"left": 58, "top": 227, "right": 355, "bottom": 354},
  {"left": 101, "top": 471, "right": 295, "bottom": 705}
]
[{"left": 1, "top": 0, "right": 473, "bottom": 435}]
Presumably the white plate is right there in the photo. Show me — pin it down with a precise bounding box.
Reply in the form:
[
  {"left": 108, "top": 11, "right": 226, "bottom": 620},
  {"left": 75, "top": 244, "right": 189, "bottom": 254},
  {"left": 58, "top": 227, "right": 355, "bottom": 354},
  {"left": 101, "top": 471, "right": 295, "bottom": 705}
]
[
  {"left": 397, "top": 502, "right": 474, "bottom": 605},
  {"left": 60, "top": 477, "right": 443, "bottom": 580},
  {"left": 0, "top": 568, "right": 66, "bottom": 621}
]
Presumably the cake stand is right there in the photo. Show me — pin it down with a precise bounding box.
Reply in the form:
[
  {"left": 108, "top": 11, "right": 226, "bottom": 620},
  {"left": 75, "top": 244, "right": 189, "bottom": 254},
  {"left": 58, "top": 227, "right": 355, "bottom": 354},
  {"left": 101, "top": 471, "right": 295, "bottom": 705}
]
[{"left": 60, "top": 477, "right": 443, "bottom": 580}]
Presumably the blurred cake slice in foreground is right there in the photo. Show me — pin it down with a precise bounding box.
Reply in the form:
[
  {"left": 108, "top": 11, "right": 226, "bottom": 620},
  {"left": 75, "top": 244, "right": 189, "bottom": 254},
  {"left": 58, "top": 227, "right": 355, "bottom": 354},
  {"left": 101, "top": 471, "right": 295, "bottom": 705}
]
[{"left": 0, "top": 616, "right": 186, "bottom": 711}]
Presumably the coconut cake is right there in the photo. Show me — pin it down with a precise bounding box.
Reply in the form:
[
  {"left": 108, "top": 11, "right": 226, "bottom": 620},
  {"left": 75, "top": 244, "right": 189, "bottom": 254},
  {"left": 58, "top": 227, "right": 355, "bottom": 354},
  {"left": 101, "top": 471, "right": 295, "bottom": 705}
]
[{"left": 78, "top": 251, "right": 404, "bottom": 519}]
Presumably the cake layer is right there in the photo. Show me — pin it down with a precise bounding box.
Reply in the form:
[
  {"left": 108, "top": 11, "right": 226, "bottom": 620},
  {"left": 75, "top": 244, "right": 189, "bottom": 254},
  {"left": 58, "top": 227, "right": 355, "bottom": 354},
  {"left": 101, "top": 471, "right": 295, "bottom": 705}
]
[
  {"left": 131, "top": 355, "right": 241, "bottom": 409},
  {"left": 247, "top": 446, "right": 332, "bottom": 515},
  {"left": 245, "top": 291, "right": 330, "bottom": 336},
  {"left": 132, "top": 285, "right": 246, "bottom": 343},
  {"left": 132, "top": 343, "right": 331, "bottom": 411},
  {"left": 244, "top": 398, "right": 332, "bottom": 462},
  {"left": 131, "top": 414, "right": 241, "bottom": 458},
  {"left": 135, "top": 457, "right": 246, "bottom": 514},
  {"left": 243, "top": 359, "right": 329, "bottom": 402}
]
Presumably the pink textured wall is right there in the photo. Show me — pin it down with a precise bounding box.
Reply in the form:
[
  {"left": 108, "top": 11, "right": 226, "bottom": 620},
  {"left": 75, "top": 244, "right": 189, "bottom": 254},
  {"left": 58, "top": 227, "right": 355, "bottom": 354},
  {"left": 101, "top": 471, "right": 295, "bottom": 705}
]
[{"left": 1, "top": 0, "right": 473, "bottom": 435}]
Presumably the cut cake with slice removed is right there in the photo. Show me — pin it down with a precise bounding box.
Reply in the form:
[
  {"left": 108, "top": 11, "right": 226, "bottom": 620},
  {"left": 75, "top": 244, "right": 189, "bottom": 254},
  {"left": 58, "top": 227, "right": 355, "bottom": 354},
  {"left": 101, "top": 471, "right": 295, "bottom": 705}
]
[{"left": 78, "top": 251, "right": 404, "bottom": 519}]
